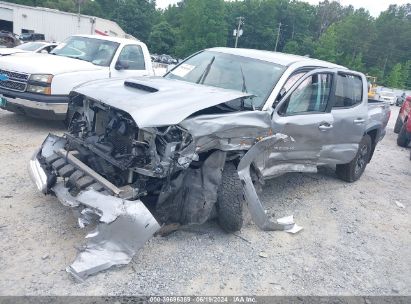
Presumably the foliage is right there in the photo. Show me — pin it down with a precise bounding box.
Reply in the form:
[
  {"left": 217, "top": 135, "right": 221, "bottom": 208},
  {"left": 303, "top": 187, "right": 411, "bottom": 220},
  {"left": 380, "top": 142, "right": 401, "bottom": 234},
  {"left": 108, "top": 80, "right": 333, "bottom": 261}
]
[
  {"left": 3, "top": 0, "right": 411, "bottom": 88},
  {"left": 148, "top": 21, "right": 176, "bottom": 54}
]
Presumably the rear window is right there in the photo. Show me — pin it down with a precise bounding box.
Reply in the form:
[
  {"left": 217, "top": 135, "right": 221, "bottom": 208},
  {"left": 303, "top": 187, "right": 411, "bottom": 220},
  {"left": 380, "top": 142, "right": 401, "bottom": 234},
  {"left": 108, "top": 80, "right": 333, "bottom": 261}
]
[{"left": 333, "top": 74, "right": 363, "bottom": 108}]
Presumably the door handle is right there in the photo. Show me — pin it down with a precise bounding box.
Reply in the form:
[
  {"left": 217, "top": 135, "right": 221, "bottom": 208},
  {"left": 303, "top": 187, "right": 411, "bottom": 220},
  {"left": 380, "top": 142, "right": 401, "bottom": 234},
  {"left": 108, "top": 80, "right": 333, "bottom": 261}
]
[
  {"left": 319, "top": 123, "right": 333, "bottom": 131},
  {"left": 354, "top": 118, "right": 365, "bottom": 124}
]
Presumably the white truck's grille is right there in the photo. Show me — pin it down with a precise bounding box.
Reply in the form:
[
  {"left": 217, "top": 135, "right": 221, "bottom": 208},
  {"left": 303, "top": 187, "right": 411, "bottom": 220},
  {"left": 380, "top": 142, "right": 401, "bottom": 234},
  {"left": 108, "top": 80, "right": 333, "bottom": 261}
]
[{"left": 0, "top": 69, "right": 29, "bottom": 92}]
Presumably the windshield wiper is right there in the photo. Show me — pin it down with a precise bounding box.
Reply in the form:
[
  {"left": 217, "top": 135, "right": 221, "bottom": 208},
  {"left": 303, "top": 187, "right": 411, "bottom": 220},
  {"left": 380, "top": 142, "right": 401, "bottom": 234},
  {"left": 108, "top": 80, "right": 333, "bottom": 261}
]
[
  {"left": 240, "top": 65, "right": 247, "bottom": 93},
  {"left": 196, "top": 56, "right": 215, "bottom": 84},
  {"left": 239, "top": 65, "right": 256, "bottom": 110}
]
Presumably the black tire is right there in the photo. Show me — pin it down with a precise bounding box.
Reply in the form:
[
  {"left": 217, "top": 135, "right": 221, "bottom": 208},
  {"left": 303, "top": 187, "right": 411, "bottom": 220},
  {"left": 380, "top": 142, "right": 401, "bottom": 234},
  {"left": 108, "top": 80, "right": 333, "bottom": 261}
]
[
  {"left": 216, "top": 162, "right": 245, "bottom": 232},
  {"left": 336, "top": 135, "right": 372, "bottom": 183},
  {"left": 397, "top": 124, "right": 411, "bottom": 147},
  {"left": 394, "top": 115, "right": 403, "bottom": 134}
]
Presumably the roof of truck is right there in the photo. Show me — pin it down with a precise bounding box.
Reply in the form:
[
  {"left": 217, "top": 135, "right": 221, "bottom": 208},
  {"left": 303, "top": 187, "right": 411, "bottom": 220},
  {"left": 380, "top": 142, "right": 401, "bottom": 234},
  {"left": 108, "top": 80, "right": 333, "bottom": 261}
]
[{"left": 209, "top": 47, "right": 346, "bottom": 69}]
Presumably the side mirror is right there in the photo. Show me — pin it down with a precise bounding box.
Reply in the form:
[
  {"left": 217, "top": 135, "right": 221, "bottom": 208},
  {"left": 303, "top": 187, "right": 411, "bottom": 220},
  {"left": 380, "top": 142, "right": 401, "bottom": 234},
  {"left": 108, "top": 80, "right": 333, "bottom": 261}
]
[
  {"left": 115, "top": 60, "right": 129, "bottom": 70},
  {"left": 278, "top": 88, "right": 287, "bottom": 100},
  {"left": 273, "top": 88, "right": 287, "bottom": 109},
  {"left": 40, "top": 49, "right": 48, "bottom": 54}
]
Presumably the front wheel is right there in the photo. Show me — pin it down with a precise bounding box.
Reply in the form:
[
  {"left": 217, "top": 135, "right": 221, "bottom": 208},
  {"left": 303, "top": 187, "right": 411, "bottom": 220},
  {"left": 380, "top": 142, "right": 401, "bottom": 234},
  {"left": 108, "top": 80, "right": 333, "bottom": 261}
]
[
  {"left": 216, "top": 162, "right": 245, "bottom": 232},
  {"left": 336, "top": 135, "right": 372, "bottom": 183}
]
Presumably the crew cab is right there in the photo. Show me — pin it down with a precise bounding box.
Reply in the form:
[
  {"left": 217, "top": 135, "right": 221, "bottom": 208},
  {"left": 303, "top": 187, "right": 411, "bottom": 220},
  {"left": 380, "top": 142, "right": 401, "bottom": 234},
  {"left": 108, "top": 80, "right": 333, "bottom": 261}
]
[
  {"left": 28, "top": 48, "right": 391, "bottom": 280},
  {"left": 0, "top": 35, "right": 153, "bottom": 120}
]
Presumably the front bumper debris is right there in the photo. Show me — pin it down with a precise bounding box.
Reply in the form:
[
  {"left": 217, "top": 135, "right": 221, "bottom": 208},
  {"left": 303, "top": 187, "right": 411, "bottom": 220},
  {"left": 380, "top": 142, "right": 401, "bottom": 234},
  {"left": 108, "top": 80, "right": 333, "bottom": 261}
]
[
  {"left": 28, "top": 134, "right": 161, "bottom": 281},
  {"left": 28, "top": 132, "right": 305, "bottom": 281},
  {"left": 63, "top": 188, "right": 160, "bottom": 281}
]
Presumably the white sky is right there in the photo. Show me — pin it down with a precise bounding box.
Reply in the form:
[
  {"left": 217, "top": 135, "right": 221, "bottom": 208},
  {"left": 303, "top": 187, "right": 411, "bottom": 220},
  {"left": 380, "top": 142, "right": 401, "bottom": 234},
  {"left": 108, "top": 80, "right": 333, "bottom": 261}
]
[{"left": 155, "top": 0, "right": 410, "bottom": 17}]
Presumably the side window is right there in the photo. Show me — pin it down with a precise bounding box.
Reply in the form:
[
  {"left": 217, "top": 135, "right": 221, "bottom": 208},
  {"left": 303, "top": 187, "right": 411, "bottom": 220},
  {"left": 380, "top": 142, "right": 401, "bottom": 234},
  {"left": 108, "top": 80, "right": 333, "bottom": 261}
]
[
  {"left": 333, "top": 74, "right": 363, "bottom": 108},
  {"left": 117, "top": 45, "right": 146, "bottom": 70},
  {"left": 275, "top": 72, "right": 306, "bottom": 103},
  {"left": 283, "top": 72, "right": 307, "bottom": 92},
  {"left": 281, "top": 73, "right": 333, "bottom": 115}
]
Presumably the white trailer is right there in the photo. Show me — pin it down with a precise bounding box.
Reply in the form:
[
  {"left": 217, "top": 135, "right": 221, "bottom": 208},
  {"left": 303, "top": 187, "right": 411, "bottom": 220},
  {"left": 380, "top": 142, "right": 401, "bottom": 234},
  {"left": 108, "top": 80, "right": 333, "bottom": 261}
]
[{"left": 0, "top": 1, "right": 130, "bottom": 42}]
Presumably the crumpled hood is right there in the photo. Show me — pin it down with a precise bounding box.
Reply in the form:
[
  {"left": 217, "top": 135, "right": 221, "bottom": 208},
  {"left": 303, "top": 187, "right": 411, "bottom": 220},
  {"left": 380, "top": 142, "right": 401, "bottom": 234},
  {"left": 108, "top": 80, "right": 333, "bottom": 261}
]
[
  {"left": 72, "top": 76, "right": 252, "bottom": 128},
  {"left": 0, "top": 52, "right": 103, "bottom": 75}
]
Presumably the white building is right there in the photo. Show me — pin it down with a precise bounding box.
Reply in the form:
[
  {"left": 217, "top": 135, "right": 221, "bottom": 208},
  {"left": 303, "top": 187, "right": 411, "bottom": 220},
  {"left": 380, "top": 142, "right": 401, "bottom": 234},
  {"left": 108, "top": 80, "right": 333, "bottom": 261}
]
[{"left": 0, "top": 1, "right": 131, "bottom": 42}]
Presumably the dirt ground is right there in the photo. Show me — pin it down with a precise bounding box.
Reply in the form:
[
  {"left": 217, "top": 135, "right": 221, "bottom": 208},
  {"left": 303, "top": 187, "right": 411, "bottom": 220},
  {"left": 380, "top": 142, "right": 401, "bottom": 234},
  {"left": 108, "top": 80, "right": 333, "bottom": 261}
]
[{"left": 0, "top": 106, "right": 409, "bottom": 296}]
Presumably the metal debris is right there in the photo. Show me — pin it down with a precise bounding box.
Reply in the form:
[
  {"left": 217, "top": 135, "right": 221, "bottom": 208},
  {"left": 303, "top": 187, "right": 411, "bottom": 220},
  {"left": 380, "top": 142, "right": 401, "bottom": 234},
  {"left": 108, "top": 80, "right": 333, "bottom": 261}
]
[
  {"left": 50, "top": 188, "right": 160, "bottom": 281},
  {"left": 277, "top": 215, "right": 303, "bottom": 234},
  {"left": 237, "top": 134, "right": 309, "bottom": 231},
  {"left": 395, "top": 201, "right": 405, "bottom": 209}
]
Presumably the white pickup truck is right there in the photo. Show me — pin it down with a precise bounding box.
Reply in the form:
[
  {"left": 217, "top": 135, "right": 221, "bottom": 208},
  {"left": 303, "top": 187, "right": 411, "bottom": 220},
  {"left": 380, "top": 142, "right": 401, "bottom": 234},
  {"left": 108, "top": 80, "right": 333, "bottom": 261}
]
[{"left": 0, "top": 35, "right": 153, "bottom": 120}]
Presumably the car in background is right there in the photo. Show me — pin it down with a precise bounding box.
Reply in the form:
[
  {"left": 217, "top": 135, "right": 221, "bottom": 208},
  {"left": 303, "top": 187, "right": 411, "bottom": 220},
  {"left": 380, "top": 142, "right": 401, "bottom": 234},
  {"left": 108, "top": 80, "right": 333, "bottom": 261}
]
[
  {"left": 20, "top": 33, "right": 45, "bottom": 42},
  {"left": 0, "top": 31, "right": 21, "bottom": 48},
  {"left": 378, "top": 91, "right": 396, "bottom": 105},
  {"left": 0, "top": 34, "right": 154, "bottom": 120},
  {"left": 159, "top": 54, "right": 178, "bottom": 64},
  {"left": 394, "top": 96, "right": 411, "bottom": 147},
  {"left": 396, "top": 92, "right": 407, "bottom": 106},
  {"left": 150, "top": 54, "right": 159, "bottom": 62},
  {"left": 0, "top": 41, "right": 58, "bottom": 56}
]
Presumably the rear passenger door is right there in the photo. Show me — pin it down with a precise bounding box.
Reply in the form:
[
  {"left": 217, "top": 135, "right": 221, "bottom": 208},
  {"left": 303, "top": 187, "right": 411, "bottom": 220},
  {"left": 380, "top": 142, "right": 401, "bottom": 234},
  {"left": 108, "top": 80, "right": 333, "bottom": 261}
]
[
  {"left": 271, "top": 69, "right": 336, "bottom": 165},
  {"left": 325, "top": 71, "right": 368, "bottom": 164}
]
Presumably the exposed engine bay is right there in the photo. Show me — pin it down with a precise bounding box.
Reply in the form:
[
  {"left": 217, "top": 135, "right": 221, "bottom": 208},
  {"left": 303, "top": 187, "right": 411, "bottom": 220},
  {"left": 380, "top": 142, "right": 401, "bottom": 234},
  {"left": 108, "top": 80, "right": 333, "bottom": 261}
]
[{"left": 65, "top": 95, "right": 198, "bottom": 199}]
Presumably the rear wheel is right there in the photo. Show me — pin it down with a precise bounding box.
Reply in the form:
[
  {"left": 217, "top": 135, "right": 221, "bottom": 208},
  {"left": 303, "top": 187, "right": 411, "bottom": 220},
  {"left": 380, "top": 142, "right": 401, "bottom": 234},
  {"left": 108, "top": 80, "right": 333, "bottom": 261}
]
[
  {"left": 397, "top": 124, "right": 410, "bottom": 147},
  {"left": 394, "top": 115, "right": 403, "bottom": 134},
  {"left": 216, "top": 162, "right": 245, "bottom": 232},
  {"left": 336, "top": 135, "right": 372, "bottom": 183}
]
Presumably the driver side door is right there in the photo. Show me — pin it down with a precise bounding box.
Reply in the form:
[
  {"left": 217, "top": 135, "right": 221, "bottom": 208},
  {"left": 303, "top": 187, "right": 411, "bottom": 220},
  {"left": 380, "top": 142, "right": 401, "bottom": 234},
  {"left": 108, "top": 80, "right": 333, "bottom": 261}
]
[{"left": 270, "top": 69, "right": 337, "bottom": 166}]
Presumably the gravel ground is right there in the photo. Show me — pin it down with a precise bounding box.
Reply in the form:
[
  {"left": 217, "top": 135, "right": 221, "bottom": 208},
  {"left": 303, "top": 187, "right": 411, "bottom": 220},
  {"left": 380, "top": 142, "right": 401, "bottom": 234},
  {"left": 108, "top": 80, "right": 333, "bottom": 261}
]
[{"left": 0, "top": 106, "right": 409, "bottom": 296}]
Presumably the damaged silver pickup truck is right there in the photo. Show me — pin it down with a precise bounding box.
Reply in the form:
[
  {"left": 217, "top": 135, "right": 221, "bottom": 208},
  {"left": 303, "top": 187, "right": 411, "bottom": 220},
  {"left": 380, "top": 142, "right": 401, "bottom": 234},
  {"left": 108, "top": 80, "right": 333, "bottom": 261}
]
[{"left": 29, "top": 48, "right": 390, "bottom": 280}]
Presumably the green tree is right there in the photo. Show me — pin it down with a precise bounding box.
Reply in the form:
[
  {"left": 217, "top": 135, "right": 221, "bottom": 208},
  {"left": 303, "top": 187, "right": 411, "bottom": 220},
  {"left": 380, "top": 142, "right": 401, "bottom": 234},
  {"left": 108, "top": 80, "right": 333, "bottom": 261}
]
[
  {"left": 386, "top": 63, "right": 403, "bottom": 88},
  {"left": 314, "top": 25, "right": 339, "bottom": 62},
  {"left": 148, "top": 21, "right": 176, "bottom": 54},
  {"left": 175, "top": 0, "right": 226, "bottom": 57},
  {"left": 402, "top": 60, "right": 411, "bottom": 90},
  {"left": 111, "top": 0, "right": 157, "bottom": 41}
]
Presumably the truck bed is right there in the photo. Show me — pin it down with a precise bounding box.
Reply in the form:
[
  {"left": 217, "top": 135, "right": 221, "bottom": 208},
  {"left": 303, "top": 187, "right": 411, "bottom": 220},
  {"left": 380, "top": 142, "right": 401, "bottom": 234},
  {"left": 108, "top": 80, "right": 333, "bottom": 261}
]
[{"left": 368, "top": 99, "right": 391, "bottom": 142}]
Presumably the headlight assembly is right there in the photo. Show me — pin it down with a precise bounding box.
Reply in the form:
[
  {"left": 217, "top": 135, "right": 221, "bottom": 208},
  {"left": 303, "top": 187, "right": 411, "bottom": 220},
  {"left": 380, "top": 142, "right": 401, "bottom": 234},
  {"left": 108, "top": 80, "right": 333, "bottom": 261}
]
[
  {"left": 27, "top": 85, "right": 51, "bottom": 95},
  {"left": 29, "top": 74, "right": 53, "bottom": 83}
]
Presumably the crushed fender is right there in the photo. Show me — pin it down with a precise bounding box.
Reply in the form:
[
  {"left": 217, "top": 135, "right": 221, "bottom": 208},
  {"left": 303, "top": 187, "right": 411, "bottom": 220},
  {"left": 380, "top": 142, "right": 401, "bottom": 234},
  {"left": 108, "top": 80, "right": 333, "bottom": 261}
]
[{"left": 238, "top": 134, "right": 310, "bottom": 232}]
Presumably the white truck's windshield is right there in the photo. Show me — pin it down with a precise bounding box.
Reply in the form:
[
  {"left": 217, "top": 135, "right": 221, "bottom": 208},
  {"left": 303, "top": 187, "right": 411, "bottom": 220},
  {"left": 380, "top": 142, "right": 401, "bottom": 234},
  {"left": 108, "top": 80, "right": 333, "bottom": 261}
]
[
  {"left": 51, "top": 36, "right": 119, "bottom": 67},
  {"left": 15, "top": 42, "right": 46, "bottom": 51},
  {"left": 165, "top": 51, "right": 285, "bottom": 109}
]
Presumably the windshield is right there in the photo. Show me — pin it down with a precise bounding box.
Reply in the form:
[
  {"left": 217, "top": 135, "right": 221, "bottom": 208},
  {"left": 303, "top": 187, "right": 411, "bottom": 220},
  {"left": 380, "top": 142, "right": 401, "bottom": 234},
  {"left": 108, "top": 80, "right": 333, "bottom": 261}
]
[
  {"left": 165, "top": 51, "right": 285, "bottom": 109},
  {"left": 51, "top": 36, "right": 119, "bottom": 67},
  {"left": 15, "top": 42, "right": 46, "bottom": 51}
]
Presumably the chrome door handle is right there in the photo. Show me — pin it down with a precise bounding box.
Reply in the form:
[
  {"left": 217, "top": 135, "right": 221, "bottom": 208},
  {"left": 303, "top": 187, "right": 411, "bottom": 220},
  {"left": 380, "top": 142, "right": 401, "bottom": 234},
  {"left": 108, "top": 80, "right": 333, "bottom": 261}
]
[
  {"left": 354, "top": 118, "right": 365, "bottom": 124},
  {"left": 319, "top": 123, "right": 333, "bottom": 131}
]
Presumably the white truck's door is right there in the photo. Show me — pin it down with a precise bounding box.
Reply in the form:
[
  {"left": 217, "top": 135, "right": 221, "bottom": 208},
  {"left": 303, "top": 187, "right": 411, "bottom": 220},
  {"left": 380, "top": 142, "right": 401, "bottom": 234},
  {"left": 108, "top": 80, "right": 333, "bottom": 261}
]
[{"left": 110, "top": 44, "right": 152, "bottom": 78}]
